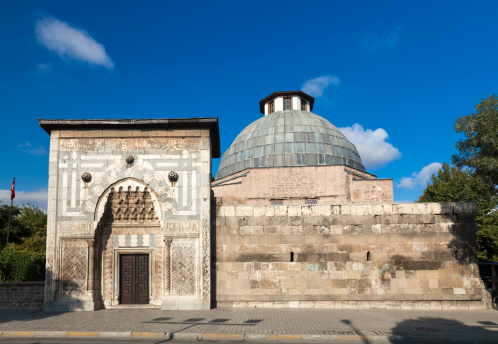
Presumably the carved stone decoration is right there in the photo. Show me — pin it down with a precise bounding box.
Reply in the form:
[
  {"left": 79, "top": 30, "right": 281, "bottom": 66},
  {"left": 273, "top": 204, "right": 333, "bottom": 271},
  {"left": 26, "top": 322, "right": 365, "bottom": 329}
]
[
  {"left": 125, "top": 155, "right": 134, "bottom": 165},
  {"left": 170, "top": 241, "right": 196, "bottom": 295},
  {"left": 168, "top": 171, "right": 179, "bottom": 182},
  {"left": 81, "top": 162, "right": 178, "bottom": 217},
  {"left": 81, "top": 172, "right": 92, "bottom": 183},
  {"left": 103, "top": 186, "right": 159, "bottom": 223},
  {"left": 164, "top": 238, "right": 172, "bottom": 295},
  {"left": 87, "top": 240, "right": 95, "bottom": 292},
  {"left": 61, "top": 241, "right": 87, "bottom": 296},
  {"left": 201, "top": 218, "right": 210, "bottom": 300}
]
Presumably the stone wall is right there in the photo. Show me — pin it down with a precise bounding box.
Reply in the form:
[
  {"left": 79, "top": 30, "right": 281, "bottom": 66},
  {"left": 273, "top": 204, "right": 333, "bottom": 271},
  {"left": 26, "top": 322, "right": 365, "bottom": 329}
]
[
  {"left": 214, "top": 203, "right": 485, "bottom": 309},
  {"left": 351, "top": 179, "right": 393, "bottom": 204},
  {"left": 0, "top": 282, "right": 45, "bottom": 309},
  {"left": 212, "top": 165, "right": 393, "bottom": 205},
  {"left": 43, "top": 125, "right": 214, "bottom": 311}
]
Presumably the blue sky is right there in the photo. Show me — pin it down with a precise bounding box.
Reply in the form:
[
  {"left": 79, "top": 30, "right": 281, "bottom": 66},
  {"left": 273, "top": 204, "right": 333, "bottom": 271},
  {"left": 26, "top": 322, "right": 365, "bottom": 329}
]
[{"left": 1, "top": 1, "right": 498, "bottom": 211}]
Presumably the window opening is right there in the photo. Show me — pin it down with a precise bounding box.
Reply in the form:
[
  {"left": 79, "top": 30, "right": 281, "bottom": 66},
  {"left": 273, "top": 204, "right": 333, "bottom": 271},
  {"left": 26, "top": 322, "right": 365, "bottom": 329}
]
[
  {"left": 290, "top": 252, "right": 294, "bottom": 262},
  {"left": 367, "top": 251, "right": 371, "bottom": 261},
  {"left": 271, "top": 199, "right": 283, "bottom": 205},
  {"left": 268, "top": 100, "right": 275, "bottom": 114},
  {"left": 301, "top": 99, "right": 307, "bottom": 111},
  {"left": 283, "top": 97, "right": 292, "bottom": 110},
  {"left": 305, "top": 199, "right": 318, "bottom": 205}
]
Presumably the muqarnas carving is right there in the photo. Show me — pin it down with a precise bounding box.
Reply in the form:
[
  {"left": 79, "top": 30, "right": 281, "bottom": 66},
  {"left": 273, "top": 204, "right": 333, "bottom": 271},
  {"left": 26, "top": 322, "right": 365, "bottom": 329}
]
[{"left": 103, "top": 186, "right": 158, "bottom": 223}]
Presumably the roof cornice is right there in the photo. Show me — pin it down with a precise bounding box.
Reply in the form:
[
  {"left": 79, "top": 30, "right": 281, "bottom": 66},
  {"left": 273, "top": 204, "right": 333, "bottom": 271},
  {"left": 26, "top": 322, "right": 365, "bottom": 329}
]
[{"left": 39, "top": 117, "right": 221, "bottom": 158}]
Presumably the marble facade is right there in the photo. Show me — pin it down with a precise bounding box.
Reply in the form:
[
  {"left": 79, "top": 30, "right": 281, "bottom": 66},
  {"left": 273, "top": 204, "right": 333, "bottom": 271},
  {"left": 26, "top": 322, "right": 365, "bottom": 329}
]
[{"left": 40, "top": 119, "right": 219, "bottom": 311}]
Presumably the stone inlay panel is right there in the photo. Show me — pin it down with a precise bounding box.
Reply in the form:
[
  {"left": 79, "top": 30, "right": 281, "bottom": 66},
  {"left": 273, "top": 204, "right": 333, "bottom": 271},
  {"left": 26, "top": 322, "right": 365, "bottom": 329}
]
[
  {"left": 171, "top": 240, "right": 196, "bottom": 296},
  {"left": 61, "top": 241, "right": 87, "bottom": 296}
]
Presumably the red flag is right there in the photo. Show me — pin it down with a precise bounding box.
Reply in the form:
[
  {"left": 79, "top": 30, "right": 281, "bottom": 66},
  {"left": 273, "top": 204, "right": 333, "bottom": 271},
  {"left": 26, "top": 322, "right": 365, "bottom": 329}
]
[{"left": 10, "top": 178, "right": 15, "bottom": 200}]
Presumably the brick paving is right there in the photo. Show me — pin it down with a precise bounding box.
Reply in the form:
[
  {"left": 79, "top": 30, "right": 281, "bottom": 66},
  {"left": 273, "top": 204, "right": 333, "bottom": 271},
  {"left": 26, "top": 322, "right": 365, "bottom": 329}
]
[{"left": 0, "top": 308, "right": 497, "bottom": 340}]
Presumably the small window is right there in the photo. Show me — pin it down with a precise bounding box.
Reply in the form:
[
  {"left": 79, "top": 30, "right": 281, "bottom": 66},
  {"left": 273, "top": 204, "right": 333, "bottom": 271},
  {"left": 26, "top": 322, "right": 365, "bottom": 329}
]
[
  {"left": 283, "top": 97, "right": 292, "bottom": 110},
  {"left": 271, "top": 199, "right": 283, "bottom": 205},
  {"left": 301, "top": 99, "right": 307, "bottom": 111},
  {"left": 268, "top": 100, "right": 275, "bottom": 114},
  {"left": 305, "top": 199, "right": 318, "bottom": 205}
]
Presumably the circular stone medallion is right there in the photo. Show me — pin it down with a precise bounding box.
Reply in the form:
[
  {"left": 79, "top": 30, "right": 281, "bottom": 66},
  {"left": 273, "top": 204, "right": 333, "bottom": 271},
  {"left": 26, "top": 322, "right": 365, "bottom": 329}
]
[
  {"left": 81, "top": 172, "right": 92, "bottom": 183},
  {"left": 125, "top": 155, "right": 135, "bottom": 164}
]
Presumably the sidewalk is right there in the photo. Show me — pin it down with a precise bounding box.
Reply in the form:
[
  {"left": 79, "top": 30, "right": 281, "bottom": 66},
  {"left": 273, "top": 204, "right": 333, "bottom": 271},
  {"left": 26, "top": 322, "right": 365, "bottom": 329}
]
[{"left": 0, "top": 307, "right": 497, "bottom": 342}]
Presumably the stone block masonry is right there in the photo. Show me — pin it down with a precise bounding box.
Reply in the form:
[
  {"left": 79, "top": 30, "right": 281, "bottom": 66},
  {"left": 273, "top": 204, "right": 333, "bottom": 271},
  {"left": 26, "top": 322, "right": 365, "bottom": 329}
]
[
  {"left": 0, "top": 282, "right": 45, "bottom": 309},
  {"left": 213, "top": 203, "right": 485, "bottom": 309}
]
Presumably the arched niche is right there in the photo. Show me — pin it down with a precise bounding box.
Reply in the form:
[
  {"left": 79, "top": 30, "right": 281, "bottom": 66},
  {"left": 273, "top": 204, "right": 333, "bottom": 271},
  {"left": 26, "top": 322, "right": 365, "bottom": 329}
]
[
  {"left": 93, "top": 178, "right": 165, "bottom": 230},
  {"left": 92, "top": 178, "right": 165, "bottom": 307}
]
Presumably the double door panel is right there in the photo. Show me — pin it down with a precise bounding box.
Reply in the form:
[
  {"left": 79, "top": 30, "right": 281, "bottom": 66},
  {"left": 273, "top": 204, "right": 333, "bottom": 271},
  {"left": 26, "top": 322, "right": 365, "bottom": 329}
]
[{"left": 120, "top": 254, "right": 149, "bottom": 304}]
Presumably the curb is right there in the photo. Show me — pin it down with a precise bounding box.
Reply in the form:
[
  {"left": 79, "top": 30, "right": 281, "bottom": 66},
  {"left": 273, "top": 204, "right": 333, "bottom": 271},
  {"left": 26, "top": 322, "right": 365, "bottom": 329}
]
[{"left": 1, "top": 330, "right": 498, "bottom": 342}]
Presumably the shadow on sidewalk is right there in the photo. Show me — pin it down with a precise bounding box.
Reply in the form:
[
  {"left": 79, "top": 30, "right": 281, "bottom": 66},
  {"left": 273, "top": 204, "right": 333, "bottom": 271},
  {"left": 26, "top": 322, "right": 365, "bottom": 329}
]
[
  {"left": 0, "top": 309, "right": 62, "bottom": 325},
  {"left": 388, "top": 317, "right": 498, "bottom": 343}
]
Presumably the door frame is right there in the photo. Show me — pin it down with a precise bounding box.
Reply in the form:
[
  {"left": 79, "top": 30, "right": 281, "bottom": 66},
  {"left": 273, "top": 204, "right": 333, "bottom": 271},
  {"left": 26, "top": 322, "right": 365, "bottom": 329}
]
[{"left": 111, "top": 248, "right": 154, "bottom": 306}]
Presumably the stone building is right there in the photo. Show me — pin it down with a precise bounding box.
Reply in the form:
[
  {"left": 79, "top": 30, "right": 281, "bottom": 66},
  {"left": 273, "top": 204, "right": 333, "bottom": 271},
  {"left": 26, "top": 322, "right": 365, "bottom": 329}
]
[
  {"left": 40, "top": 91, "right": 486, "bottom": 311},
  {"left": 213, "top": 91, "right": 393, "bottom": 205},
  {"left": 39, "top": 119, "right": 219, "bottom": 311}
]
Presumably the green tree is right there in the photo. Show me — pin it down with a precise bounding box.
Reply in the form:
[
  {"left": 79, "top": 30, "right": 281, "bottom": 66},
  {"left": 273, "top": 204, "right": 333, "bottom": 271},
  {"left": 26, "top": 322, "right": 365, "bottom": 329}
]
[
  {"left": 452, "top": 94, "right": 498, "bottom": 186},
  {"left": 0, "top": 201, "right": 22, "bottom": 248},
  {"left": 9, "top": 204, "right": 47, "bottom": 253},
  {"left": 418, "top": 163, "right": 498, "bottom": 261},
  {"left": 1, "top": 202, "right": 47, "bottom": 252}
]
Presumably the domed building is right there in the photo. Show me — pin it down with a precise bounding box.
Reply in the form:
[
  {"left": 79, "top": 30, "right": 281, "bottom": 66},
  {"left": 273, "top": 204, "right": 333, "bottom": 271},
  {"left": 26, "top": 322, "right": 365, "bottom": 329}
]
[
  {"left": 38, "top": 90, "right": 483, "bottom": 313},
  {"left": 213, "top": 91, "right": 393, "bottom": 204}
]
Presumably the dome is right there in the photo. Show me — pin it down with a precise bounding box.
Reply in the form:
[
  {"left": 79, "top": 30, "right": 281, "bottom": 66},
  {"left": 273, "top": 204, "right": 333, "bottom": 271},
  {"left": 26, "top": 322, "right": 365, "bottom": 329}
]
[{"left": 215, "top": 110, "right": 365, "bottom": 180}]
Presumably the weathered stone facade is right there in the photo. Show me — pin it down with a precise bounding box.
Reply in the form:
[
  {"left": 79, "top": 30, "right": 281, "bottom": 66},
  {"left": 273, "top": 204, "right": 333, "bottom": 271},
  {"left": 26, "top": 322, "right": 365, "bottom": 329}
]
[
  {"left": 213, "top": 166, "right": 393, "bottom": 205},
  {"left": 40, "top": 119, "right": 219, "bottom": 311},
  {"left": 213, "top": 203, "right": 485, "bottom": 309},
  {"left": 39, "top": 92, "right": 485, "bottom": 311}
]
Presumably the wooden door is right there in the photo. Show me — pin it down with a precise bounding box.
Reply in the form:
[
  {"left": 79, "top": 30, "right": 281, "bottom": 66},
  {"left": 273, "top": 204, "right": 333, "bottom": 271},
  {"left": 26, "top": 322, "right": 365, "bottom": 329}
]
[{"left": 120, "top": 254, "right": 149, "bottom": 304}]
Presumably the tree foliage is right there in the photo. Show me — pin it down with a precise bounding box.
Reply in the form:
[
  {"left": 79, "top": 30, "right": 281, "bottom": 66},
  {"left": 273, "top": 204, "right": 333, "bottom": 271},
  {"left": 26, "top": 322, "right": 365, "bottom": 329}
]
[
  {"left": 8, "top": 204, "right": 47, "bottom": 254},
  {"left": 0, "top": 202, "right": 47, "bottom": 281},
  {"left": 452, "top": 94, "right": 498, "bottom": 186},
  {"left": 418, "top": 163, "right": 498, "bottom": 261},
  {"left": 420, "top": 94, "right": 498, "bottom": 261},
  {"left": 1, "top": 202, "right": 47, "bottom": 252}
]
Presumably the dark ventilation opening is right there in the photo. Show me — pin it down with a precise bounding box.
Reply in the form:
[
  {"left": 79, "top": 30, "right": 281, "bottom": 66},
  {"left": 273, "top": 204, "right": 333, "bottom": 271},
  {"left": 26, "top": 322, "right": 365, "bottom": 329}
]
[
  {"left": 290, "top": 252, "right": 294, "bottom": 262},
  {"left": 367, "top": 251, "right": 371, "bottom": 261}
]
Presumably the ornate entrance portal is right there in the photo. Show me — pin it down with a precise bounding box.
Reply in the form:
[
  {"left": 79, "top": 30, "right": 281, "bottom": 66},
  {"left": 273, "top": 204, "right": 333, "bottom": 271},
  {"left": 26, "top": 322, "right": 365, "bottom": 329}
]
[{"left": 95, "top": 182, "right": 161, "bottom": 308}]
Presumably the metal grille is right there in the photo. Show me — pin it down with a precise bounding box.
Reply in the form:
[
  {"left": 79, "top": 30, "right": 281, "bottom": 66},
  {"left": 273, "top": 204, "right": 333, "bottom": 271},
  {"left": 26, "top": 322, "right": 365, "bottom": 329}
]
[
  {"left": 305, "top": 199, "right": 318, "bottom": 205},
  {"left": 283, "top": 98, "right": 292, "bottom": 110},
  {"left": 271, "top": 199, "right": 283, "bottom": 205}
]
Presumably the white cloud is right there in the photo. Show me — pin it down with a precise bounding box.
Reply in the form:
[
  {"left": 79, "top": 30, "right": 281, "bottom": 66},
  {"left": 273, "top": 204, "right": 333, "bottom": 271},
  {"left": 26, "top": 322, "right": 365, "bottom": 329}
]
[
  {"left": 397, "top": 162, "right": 442, "bottom": 189},
  {"left": 37, "top": 63, "right": 50, "bottom": 73},
  {"left": 19, "top": 141, "right": 47, "bottom": 156},
  {"left": 0, "top": 189, "right": 48, "bottom": 212},
  {"left": 301, "top": 75, "right": 340, "bottom": 97},
  {"left": 36, "top": 17, "right": 114, "bottom": 68},
  {"left": 338, "top": 123, "right": 401, "bottom": 169},
  {"left": 358, "top": 26, "right": 403, "bottom": 53}
]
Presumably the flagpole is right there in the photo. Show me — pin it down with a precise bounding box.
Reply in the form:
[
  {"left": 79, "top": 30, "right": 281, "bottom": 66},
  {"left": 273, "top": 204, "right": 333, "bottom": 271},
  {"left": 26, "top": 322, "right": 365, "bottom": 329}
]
[
  {"left": 6, "top": 198, "right": 13, "bottom": 247},
  {"left": 6, "top": 178, "right": 15, "bottom": 248}
]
